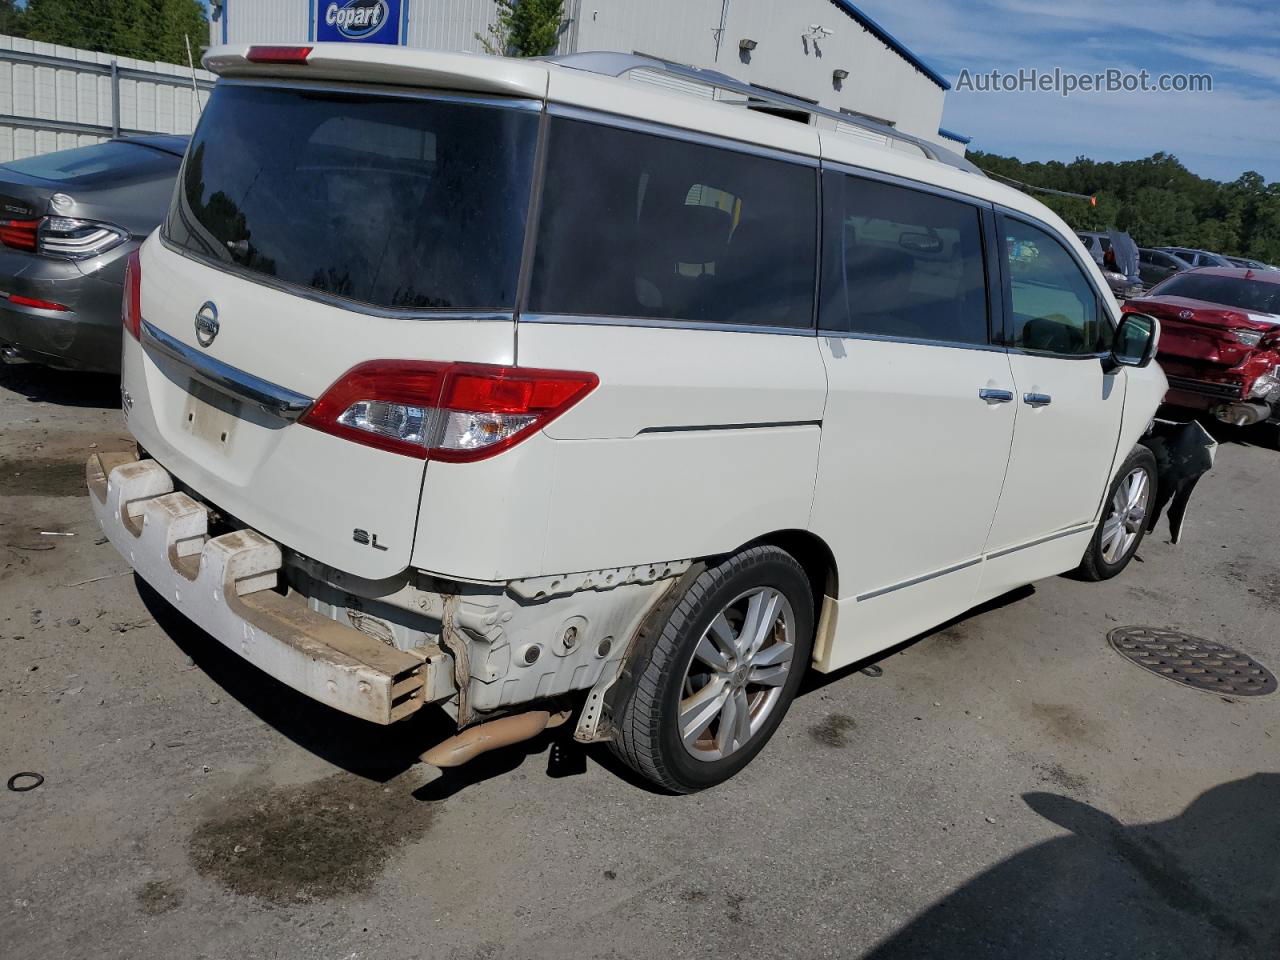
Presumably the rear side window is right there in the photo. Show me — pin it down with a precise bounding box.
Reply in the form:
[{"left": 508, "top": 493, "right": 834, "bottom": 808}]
[
  {"left": 528, "top": 118, "right": 817, "bottom": 329},
  {"left": 820, "top": 172, "right": 990, "bottom": 346},
  {"left": 166, "top": 85, "right": 539, "bottom": 312},
  {"left": 1002, "top": 217, "right": 1109, "bottom": 355}
]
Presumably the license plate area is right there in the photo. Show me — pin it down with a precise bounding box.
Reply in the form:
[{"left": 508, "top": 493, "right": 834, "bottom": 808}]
[{"left": 183, "top": 379, "right": 242, "bottom": 450}]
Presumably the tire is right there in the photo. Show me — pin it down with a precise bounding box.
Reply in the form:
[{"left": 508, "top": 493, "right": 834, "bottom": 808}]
[
  {"left": 1076, "top": 446, "right": 1158, "bottom": 582},
  {"left": 610, "top": 545, "right": 815, "bottom": 793}
]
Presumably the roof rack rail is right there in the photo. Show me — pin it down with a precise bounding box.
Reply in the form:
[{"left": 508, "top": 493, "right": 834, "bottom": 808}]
[{"left": 548, "top": 51, "right": 983, "bottom": 177}]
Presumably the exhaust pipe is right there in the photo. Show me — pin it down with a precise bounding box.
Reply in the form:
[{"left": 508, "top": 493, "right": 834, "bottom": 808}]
[
  {"left": 1213, "top": 401, "right": 1271, "bottom": 427},
  {"left": 1, "top": 345, "right": 29, "bottom": 365},
  {"left": 421, "top": 709, "right": 571, "bottom": 768}
]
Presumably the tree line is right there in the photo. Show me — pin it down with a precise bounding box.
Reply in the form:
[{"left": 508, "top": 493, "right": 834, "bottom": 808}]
[
  {"left": 0, "top": 0, "right": 208, "bottom": 65},
  {"left": 972, "top": 150, "right": 1280, "bottom": 264}
]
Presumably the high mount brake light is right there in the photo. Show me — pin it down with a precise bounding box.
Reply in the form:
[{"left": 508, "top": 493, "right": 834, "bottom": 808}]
[
  {"left": 300, "top": 360, "right": 599, "bottom": 462},
  {"left": 122, "top": 250, "right": 142, "bottom": 340},
  {"left": 246, "top": 45, "right": 313, "bottom": 64}
]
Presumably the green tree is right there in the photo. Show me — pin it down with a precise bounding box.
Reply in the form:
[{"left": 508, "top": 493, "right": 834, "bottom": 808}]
[
  {"left": 477, "top": 0, "right": 566, "bottom": 57},
  {"left": 0, "top": 0, "right": 27, "bottom": 37},
  {"left": 23, "top": 0, "right": 207, "bottom": 63},
  {"left": 970, "top": 149, "right": 1280, "bottom": 265}
]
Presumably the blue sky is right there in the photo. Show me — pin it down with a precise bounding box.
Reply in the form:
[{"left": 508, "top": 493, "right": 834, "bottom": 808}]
[{"left": 861, "top": 0, "right": 1280, "bottom": 183}]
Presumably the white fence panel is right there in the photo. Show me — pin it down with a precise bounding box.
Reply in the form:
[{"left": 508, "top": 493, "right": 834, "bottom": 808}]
[{"left": 0, "top": 32, "right": 215, "bottom": 163}]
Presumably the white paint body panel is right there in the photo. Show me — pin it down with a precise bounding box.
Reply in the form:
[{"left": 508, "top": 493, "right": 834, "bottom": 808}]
[{"left": 111, "top": 49, "right": 1169, "bottom": 710}]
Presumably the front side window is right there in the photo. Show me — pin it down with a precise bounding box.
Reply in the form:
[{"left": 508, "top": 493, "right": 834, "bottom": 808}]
[
  {"left": 820, "top": 172, "right": 990, "bottom": 346},
  {"left": 1003, "top": 217, "right": 1109, "bottom": 355},
  {"left": 166, "top": 84, "right": 539, "bottom": 312},
  {"left": 528, "top": 118, "right": 817, "bottom": 329}
]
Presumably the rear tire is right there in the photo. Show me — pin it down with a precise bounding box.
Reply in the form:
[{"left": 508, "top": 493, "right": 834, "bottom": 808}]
[
  {"left": 610, "top": 546, "right": 814, "bottom": 793},
  {"left": 1076, "top": 446, "right": 1158, "bottom": 582}
]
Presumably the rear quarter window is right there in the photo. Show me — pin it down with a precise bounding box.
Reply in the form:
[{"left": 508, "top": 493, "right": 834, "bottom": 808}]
[{"left": 528, "top": 118, "right": 817, "bottom": 330}]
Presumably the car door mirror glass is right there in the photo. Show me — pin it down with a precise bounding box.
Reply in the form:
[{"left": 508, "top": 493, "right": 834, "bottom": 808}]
[{"left": 1111, "top": 311, "right": 1159, "bottom": 368}]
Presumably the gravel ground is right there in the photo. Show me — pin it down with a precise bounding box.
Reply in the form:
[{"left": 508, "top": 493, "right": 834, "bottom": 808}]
[{"left": 2, "top": 362, "right": 1277, "bottom": 960}]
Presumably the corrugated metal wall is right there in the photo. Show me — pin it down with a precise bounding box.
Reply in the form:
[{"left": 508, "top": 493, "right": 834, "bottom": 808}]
[
  {"left": 0, "top": 34, "right": 214, "bottom": 164},
  {"left": 212, "top": 0, "right": 311, "bottom": 46}
]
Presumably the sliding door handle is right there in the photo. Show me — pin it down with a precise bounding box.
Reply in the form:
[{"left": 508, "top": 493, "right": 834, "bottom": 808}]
[
  {"left": 979, "top": 388, "right": 1014, "bottom": 404},
  {"left": 1024, "top": 393, "right": 1053, "bottom": 408}
]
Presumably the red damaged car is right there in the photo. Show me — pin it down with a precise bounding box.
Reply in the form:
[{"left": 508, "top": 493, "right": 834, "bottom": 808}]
[{"left": 1127, "top": 267, "right": 1280, "bottom": 441}]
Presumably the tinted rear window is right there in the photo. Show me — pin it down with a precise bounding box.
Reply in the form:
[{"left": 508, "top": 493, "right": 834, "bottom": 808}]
[
  {"left": 2, "top": 140, "right": 178, "bottom": 184},
  {"left": 528, "top": 118, "right": 817, "bottom": 329},
  {"left": 166, "top": 85, "right": 539, "bottom": 312},
  {"left": 1154, "top": 273, "right": 1280, "bottom": 314}
]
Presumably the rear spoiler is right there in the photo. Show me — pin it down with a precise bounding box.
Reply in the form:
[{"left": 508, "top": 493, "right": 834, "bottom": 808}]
[{"left": 202, "top": 44, "right": 550, "bottom": 100}]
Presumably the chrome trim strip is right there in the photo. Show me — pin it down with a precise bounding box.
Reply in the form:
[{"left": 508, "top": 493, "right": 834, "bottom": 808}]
[
  {"left": 158, "top": 234, "right": 516, "bottom": 323},
  {"left": 520, "top": 313, "right": 817, "bottom": 337},
  {"left": 546, "top": 103, "right": 820, "bottom": 167},
  {"left": 856, "top": 557, "right": 982, "bottom": 602},
  {"left": 141, "top": 320, "right": 313, "bottom": 422},
  {"left": 217, "top": 75, "right": 543, "bottom": 112},
  {"left": 985, "top": 523, "right": 1095, "bottom": 561},
  {"left": 821, "top": 160, "right": 994, "bottom": 209},
  {"left": 637, "top": 420, "right": 822, "bottom": 435},
  {"left": 817, "top": 329, "right": 1008, "bottom": 354}
]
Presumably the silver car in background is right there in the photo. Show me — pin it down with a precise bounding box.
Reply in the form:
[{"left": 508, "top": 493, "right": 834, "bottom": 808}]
[{"left": 0, "top": 135, "right": 187, "bottom": 374}]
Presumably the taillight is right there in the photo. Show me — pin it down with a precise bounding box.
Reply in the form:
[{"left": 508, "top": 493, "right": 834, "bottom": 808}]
[
  {"left": 301, "top": 361, "right": 599, "bottom": 462},
  {"left": 246, "top": 45, "right": 313, "bottom": 64},
  {"left": 122, "top": 250, "right": 142, "bottom": 340},
  {"left": 0, "top": 218, "right": 39, "bottom": 251},
  {"left": 0, "top": 215, "right": 127, "bottom": 258},
  {"left": 38, "top": 217, "right": 127, "bottom": 259}
]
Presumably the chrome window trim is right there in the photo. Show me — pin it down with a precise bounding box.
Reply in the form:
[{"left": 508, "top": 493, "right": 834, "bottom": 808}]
[
  {"left": 985, "top": 523, "right": 1096, "bottom": 561},
  {"left": 638, "top": 420, "right": 822, "bottom": 435},
  {"left": 545, "top": 103, "right": 820, "bottom": 167},
  {"left": 140, "top": 319, "right": 314, "bottom": 422},
  {"left": 817, "top": 329, "right": 1008, "bottom": 354},
  {"left": 519, "top": 313, "right": 817, "bottom": 337},
  {"left": 821, "top": 159, "right": 994, "bottom": 210},
  {"left": 216, "top": 75, "right": 543, "bottom": 112},
  {"left": 856, "top": 557, "right": 983, "bottom": 602},
  {"left": 158, "top": 235, "right": 517, "bottom": 325}
]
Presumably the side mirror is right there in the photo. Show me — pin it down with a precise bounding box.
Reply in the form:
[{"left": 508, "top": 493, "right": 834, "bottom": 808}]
[{"left": 1105, "top": 311, "right": 1160, "bottom": 372}]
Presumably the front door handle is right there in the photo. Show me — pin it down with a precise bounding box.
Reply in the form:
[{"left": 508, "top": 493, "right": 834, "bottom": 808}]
[
  {"left": 1024, "top": 393, "right": 1053, "bottom": 408},
  {"left": 979, "top": 388, "right": 1014, "bottom": 404}
]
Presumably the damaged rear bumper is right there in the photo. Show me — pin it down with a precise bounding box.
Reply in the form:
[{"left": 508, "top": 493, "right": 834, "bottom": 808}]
[{"left": 87, "top": 452, "right": 435, "bottom": 725}]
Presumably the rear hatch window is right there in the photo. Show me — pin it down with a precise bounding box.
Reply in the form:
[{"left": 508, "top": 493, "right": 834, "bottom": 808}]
[
  {"left": 2, "top": 140, "right": 179, "bottom": 185},
  {"left": 165, "top": 83, "right": 539, "bottom": 312}
]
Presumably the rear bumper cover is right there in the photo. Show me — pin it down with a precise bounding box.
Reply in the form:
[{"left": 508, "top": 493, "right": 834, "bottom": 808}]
[{"left": 87, "top": 452, "right": 431, "bottom": 724}]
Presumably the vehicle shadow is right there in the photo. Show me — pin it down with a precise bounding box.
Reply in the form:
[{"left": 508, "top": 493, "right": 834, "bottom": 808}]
[
  {"left": 137, "top": 577, "right": 585, "bottom": 792},
  {"left": 0, "top": 361, "right": 119, "bottom": 409},
  {"left": 861, "top": 773, "right": 1280, "bottom": 959}
]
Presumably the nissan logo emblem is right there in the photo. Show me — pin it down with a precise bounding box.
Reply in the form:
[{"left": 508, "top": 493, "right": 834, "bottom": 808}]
[{"left": 194, "top": 301, "right": 220, "bottom": 348}]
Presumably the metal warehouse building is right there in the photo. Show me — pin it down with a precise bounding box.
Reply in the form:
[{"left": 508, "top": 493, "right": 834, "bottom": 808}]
[{"left": 208, "top": 0, "right": 968, "bottom": 151}]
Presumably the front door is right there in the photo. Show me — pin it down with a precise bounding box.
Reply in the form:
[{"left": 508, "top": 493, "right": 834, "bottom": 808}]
[
  {"left": 985, "top": 214, "right": 1126, "bottom": 562},
  {"left": 810, "top": 170, "right": 1016, "bottom": 669}
]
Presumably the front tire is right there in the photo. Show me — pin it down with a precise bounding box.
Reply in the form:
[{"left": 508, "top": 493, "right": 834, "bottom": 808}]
[
  {"left": 610, "top": 546, "right": 814, "bottom": 793},
  {"left": 1076, "top": 446, "right": 1158, "bottom": 582}
]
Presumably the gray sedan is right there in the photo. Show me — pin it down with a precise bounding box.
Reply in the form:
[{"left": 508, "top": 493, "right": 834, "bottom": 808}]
[{"left": 0, "top": 135, "right": 187, "bottom": 374}]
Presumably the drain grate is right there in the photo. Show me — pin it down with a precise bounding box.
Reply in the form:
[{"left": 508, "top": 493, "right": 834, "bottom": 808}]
[{"left": 1108, "top": 627, "right": 1276, "bottom": 697}]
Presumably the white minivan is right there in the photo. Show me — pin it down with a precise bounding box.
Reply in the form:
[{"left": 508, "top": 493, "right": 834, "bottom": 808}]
[{"left": 89, "top": 45, "right": 1170, "bottom": 792}]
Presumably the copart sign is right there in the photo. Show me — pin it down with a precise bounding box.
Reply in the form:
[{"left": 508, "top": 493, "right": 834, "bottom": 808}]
[{"left": 315, "top": 0, "right": 402, "bottom": 44}]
